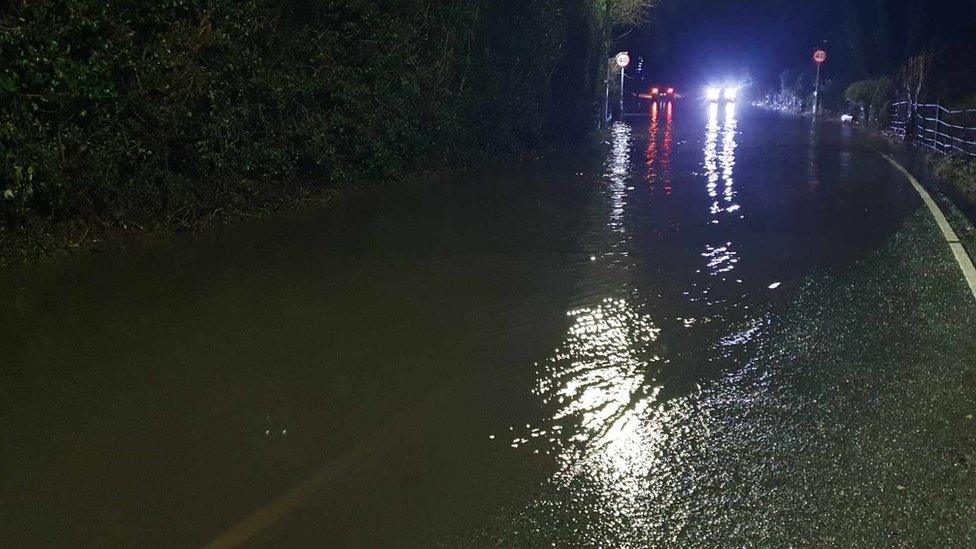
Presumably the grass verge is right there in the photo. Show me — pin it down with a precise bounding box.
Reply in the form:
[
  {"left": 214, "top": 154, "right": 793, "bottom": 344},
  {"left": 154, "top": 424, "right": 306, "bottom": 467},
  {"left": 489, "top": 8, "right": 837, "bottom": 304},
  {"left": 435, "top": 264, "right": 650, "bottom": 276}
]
[{"left": 871, "top": 132, "right": 976, "bottom": 261}]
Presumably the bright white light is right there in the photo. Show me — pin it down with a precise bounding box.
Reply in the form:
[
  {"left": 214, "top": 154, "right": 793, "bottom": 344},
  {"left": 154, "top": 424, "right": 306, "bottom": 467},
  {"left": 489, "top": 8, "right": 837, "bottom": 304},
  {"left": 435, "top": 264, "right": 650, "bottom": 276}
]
[
  {"left": 723, "top": 87, "right": 738, "bottom": 101},
  {"left": 706, "top": 87, "right": 721, "bottom": 101}
]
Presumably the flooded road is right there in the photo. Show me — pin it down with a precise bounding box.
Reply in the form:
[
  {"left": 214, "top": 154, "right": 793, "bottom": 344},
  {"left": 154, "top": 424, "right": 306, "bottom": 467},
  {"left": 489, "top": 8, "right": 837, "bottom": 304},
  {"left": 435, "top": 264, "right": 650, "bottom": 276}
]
[{"left": 3, "top": 105, "right": 976, "bottom": 547}]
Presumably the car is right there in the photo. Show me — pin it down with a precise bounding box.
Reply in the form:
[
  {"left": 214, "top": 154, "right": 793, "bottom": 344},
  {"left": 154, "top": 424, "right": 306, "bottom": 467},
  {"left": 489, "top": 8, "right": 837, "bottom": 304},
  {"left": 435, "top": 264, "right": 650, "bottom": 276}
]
[
  {"left": 706, "top": 86, "right": 738, "bottom": 102},
  {"left": 640, "top": 85, "right": 678, "bottom": 102}
]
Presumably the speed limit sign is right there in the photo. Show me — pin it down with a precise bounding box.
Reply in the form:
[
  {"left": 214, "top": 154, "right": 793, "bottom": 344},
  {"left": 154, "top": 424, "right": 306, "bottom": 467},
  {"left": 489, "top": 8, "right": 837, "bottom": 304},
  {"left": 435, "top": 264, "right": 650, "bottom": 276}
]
[
  {"left": 615, "top": 52, "right": 631, "bottom": 68},
  {"left": 813, "top": 49, "right": 827, "bottom": 64}
]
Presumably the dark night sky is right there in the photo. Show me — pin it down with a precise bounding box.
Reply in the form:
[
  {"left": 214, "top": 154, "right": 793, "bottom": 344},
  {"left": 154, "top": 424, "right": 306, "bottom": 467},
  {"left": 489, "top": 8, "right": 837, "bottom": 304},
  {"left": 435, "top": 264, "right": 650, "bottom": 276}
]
[{"left": 627, "top": 0, "right": 976, "bottom": 99}]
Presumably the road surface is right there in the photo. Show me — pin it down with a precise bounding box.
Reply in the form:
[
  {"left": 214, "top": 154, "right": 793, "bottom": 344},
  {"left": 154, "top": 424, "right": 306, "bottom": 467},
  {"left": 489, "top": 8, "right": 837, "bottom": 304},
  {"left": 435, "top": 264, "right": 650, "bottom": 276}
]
[{"left": 2, "top": 104, "right": 976, "bottom": 547}]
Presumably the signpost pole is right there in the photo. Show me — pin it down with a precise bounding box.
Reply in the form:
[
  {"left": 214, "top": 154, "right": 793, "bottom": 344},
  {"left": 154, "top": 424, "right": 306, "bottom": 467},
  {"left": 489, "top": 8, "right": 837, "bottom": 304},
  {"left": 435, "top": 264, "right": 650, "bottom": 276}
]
[
  {"left": 814, "top": 62, "right": 821, "bottom": 115},
  {"left": 620, "top": 66, "right": 625, "bottom": 115},
  {"left": 812, "top": 49, "right": 827, "bottom": 116},
  {"left": 614, "top": 52, "right": 630, "bottom": 120}
]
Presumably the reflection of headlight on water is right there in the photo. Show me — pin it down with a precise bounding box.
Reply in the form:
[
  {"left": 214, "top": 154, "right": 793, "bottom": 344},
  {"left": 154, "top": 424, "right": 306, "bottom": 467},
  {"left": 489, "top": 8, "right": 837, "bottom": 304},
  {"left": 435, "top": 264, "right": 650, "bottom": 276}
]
[
  {"left": 606, "top": 123, "right": 632, "bottom": 233},
  {"left": 708, "top": 102, "right": 720, "bottom": 123},
  {"left": 518, "top": 298, "right": 665, "bottom": 479}
]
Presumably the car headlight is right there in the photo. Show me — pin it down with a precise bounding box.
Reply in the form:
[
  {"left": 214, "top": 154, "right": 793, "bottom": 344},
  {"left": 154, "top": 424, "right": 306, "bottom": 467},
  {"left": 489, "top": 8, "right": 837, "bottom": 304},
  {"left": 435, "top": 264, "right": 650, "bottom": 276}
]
[
  {"left": 723, "top": 87, "right": 738, "bottom": 100},
  {"left": 706, "top": 87, "right": 721, "bottom": 101}
]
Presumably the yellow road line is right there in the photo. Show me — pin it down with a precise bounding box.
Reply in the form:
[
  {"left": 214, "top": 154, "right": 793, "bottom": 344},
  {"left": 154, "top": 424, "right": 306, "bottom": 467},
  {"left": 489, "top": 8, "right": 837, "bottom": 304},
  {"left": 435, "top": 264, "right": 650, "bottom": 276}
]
[
  {"left": 882, "top": 153, "right": 976, "bottom": 302},
  {"left": 204, "top": 440, "right": 370, "bottom": 548},
  {"left": 205, "top": 401, "right": 428, "bottom": 547}
]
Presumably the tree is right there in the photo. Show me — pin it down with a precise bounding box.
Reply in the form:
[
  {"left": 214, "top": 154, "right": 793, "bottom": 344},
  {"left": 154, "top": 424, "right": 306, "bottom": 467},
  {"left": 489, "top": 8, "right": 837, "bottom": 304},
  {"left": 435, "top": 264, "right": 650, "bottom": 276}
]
[
  {"left": 843, "top": 2, "right": 868, "bottom": 78},
  {"left": 899, "top": 48, "right": 936, "bottom": 104},
  {"left": 845, "top": 81, "right": 874, "bottom": 117},
  {"left": 843, "top": 0, "right": 894, "bottom": 79},
  {"left": 844, "top": 76, "right": 893, "bottom": 126},
  {"left": 899, "top": 47, "right": 937, "bottom": 143},
  {"left": 607, "top": 0, "right": 659, "bottom": 26}
]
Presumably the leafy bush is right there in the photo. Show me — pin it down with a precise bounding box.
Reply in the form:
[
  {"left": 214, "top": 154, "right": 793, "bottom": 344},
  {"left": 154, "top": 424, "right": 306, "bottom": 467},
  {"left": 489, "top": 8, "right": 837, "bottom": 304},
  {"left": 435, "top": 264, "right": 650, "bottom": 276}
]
[
  {"left": 844, "top": 76, "right": 893, "bottom": 126},
  {"left": 933, "top": 154, "right": 976, "bottom": 206},
  {"left": 958, "top": 95, "right": 976, "bottom": 109},
  {"left": 0, "top": 0, "right": 621, "bottom": 232}
]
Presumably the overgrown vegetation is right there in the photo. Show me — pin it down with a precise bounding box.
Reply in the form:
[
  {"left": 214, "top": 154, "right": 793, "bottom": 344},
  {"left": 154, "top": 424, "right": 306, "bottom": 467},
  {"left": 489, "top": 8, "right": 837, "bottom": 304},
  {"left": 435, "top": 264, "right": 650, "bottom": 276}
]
[
  {"left": 932, "top": 154, "right": 976, "bottom": 208},
  {"left": 763, "top": 70, "right": 810, "bottom": 114},
  {"left": 0, "top": 0, "right": 653, "bottom": 259},
  {"left": 844, "top": 76, "right": 893, "bottom": 126}
]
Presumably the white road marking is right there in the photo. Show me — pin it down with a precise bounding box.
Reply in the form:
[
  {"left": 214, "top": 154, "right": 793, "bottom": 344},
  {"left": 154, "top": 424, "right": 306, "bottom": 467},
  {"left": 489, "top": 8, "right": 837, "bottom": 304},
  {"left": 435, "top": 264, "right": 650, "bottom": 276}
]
[{"left": 882, "top": 154, "right": 976, "bottom": 302}]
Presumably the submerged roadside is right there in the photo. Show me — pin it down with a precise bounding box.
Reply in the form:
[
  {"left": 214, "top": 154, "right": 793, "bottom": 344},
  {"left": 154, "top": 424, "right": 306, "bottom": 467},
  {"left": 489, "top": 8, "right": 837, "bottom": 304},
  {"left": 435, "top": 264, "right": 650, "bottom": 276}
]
[
  {"left": 0, "top": 140, "right": 604, "bottom": 269},
  {"left": 749, "top": 106, "right": 976, "bottom": 266},
  {"left": 0, "top": 178, "right": 338, "bottom": 268}
]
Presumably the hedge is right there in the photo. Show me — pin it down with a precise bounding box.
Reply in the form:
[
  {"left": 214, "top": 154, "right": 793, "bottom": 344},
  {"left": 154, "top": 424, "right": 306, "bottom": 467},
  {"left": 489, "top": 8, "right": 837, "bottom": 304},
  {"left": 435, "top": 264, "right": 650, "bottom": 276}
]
[{"left": 0, "top": 0, "right": 612, "bottom": 232}]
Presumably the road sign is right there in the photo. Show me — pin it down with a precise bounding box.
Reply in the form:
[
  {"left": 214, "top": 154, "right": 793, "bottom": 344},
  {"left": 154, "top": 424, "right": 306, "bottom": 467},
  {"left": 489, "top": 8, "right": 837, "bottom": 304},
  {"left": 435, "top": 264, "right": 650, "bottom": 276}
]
[
  {"left": 615, "top": 52, "right": 631, "bottom": 68},
  {"left": 813, "top": 49, "right": 827, "bottom": 115}
]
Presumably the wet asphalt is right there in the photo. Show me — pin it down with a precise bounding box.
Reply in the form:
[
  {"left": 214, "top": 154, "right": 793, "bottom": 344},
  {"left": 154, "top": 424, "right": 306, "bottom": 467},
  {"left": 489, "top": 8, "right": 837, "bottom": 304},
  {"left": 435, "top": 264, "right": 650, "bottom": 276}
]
[{"left": 2, "top": 104, "right": 976, "bottom": 547}]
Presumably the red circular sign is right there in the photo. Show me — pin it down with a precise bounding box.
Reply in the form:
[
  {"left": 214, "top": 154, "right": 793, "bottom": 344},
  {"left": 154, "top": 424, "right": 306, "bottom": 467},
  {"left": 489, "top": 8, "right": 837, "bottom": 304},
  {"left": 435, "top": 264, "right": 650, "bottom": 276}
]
[
  {"left": 615, "top": 52, "right": 631, "bottom": 68},
  {"left": 813, "top": 50, "right": 827, "bottom": 64}
]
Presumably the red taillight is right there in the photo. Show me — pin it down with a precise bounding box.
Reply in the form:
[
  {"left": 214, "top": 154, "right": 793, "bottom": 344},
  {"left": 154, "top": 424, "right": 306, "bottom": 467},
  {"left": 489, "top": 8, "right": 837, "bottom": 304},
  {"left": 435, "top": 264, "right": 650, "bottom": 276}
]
[
  {"left": 667, "top": 87, "right": 675, "bottom": 95},
  {"left": 651, "top": 87, "right": 659, "bottom": 95}
]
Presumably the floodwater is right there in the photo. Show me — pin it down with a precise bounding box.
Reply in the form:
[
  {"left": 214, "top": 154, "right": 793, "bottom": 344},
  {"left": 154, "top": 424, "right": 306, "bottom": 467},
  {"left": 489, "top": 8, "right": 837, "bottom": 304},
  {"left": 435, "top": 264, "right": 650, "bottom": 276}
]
[{"left": 3, "top": 104, "right": 976, "bottom": 547}]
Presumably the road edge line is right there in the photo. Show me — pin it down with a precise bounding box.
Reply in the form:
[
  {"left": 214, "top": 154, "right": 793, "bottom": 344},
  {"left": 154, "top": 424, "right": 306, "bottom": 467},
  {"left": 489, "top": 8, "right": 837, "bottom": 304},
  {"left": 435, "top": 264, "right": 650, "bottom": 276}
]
[{"left": 881, "top": 153, "right": 976, "bottom": 302}]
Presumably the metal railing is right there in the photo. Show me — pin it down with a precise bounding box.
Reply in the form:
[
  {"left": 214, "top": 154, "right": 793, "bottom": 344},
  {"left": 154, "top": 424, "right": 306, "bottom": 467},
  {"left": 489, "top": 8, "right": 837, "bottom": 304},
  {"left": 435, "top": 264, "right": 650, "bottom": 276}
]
[{"left": 891, "top": 101, "right": 976, "bottom": 157}]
